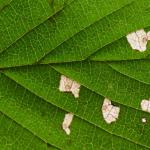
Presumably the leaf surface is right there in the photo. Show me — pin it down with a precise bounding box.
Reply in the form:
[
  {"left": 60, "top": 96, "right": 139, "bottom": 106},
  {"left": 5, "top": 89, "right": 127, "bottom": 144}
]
[
  {"left": 0, "top": 72, "right": 146, "bottom": 149},
  {"left": 1, "top": 1, "right": 150, "bottom": 149},
  {"left": 40, "top": 1, "right": 150, "bottom": 64},
  {"left": 90, "top": 27, "right": 150, "bottom": 61},
  {"left": 2, "top": 65, "right": 150, "bottom": 148},
  {"left": 0, "top": 112, "right": 57, "bottom": 150},
  {"left": 50, "top": 62, "right": 150, "bottom": 110},
  {"left": 109, "top": 60, "right": 150, "bottom": 85},
  {"left": 0, "top": 0, "right": 137, "bottom": 68},
  {"left": 0, "top": 0, "right": 12, "bottom": 11},
  {"left": 0, "top": 0, "right": 70, "bottom": 52}
]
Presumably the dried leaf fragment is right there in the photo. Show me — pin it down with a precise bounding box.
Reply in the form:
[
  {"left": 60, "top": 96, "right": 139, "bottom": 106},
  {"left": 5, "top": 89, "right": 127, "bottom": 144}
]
[
  {"left": 102, "top": 98, "right": 120, "bottom": 124},
  {"left": 141, "top": 99, "right": 150, "bottom": 113},
  {"left": 62, "top": 113, "right": 74, "bottom": 135},
  {"left": 126, "top": 29, "right": 149, "bottom": 52},
  {"left": 59, "top": 75, "right": 81, "bottom": 98}
]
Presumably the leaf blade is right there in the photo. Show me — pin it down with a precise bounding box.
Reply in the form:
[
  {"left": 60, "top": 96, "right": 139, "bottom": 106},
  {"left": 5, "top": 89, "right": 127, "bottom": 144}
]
[
  {"left": 109, "top": 60, "right": 150, "bottom": 85},
  {"left": 0, "top": 112, "right": 57, "bottom": 150},
  {"left": 1, "top": 72, "right": 145, "bottom": 150},
  {"left": 0, "top": 0, "right": 70, "bottom": 53},
  {"left": 0, "top": 0, "right": 135, "bottom": 68},
  {"left": 40, "top": 1, "right": 150, "bottom": 64},
  {"left": 2, "top": 65, "right": 150, "bottom": 148}
]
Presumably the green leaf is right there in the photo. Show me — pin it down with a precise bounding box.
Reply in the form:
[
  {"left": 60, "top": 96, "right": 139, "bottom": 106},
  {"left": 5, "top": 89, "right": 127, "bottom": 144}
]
[
  {"left": 0, "top": 72, "right": 146, "bottom": 149},
  {"left": 0, "top": 112, "right": 57, "bottom": 150},
  {"left": 2, "top": 65, "right": 150, "bottom": 148},
  {"left": 109, "top": 60, "right": 150, "bottom": 85},
  {"left": 1, "top": 0, "right": 150, "bottom": 149},
  {"left": 0, "top": 0, "right": 135, "bottom": 68},
  {"left": 90, "top": 36, "right": 150, "bottom": 61},
  {"left": 90, "top": 27, "right": 150, "bottom": 61},
  {"left": 40, "top": 1, "right": 150, "bottom": 64},
  {"left": 51, "top": 61, "right": 150, "bottom": 109},
  {"left": 0, "top": 0, "right": 70, "bottom": 52},
  {"left": 0, "top": 0, "right": 12, "bottom": 11}
]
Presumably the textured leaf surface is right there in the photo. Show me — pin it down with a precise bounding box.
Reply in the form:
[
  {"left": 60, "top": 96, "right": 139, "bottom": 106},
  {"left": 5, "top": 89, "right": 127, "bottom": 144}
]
[
  {"left": 0, "top": 0, "right": 69, "bottom": 52},
  {"left": 0, "top": 112, "right": 56, "bottom": 150},
  {"left": 90, "top": 27, "right": 150, "bottom": 61},
  {"left": 1, "top": 0, "right": 150, "bottom": 149},
  {"left": 0, "top": 0, "right": 135, "bottom": 68},
  {"left": 0, "top": 0, "right": 12, "bottom": 11},
  {"left": 2, "top": 65, "right": 150, "bottom": 148},
  {"left": 50, "top": 62, "right": 150, "bottom": 110},
  {"left": 40, "top": 1, "right": 150, "bottom": 64},
  {"left": 109, "top": 60, "right": 150, "bottom": 85},
  {"left": 0, "top": 72, "right": 146, "bottom": 150},
  {"left": 90, "top": 36, "right": 150, "bottom": 61}
]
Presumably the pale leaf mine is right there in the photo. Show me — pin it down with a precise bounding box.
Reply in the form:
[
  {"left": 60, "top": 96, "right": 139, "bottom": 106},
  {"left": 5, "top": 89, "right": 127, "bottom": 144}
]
[
  {"left": 102, "top": 98, "right": 120, "bottom": 124},
  {"left": 62, "top": 113, "right": 74, "bottom": 135},
  {"left": 141, "top": 99, "right": 150, "bottom": 113},
  {"left": 59, "top": 75, "right": 81, "bottom": 98},
  {"left": 126, "top": 29, "right": 150, "bottom": 52}
]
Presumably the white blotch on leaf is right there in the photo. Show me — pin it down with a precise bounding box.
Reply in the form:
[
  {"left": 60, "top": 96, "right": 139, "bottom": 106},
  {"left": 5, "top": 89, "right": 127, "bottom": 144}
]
[
  {"left": 142, "top": 118, "right": 147, "bottom": 123},
  {"left": 102, "top": 98, "right": 120, "bottom": 124},
  {"left": 126, "top": 29, "right": 150, "bottom": 52},
  {"left": 141, "top": 99, "right": 150, "bottom": 113},
  {"left": 59, "top": 75, "right": 80, "bottom": 98},
  {"left": 62, "top": 113, "right": 74, "bottom": 135}
]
